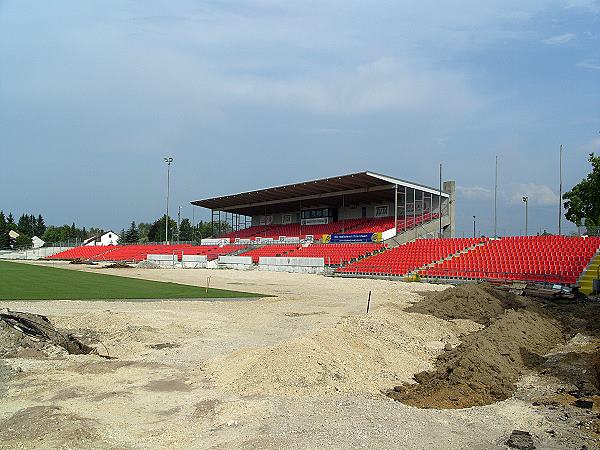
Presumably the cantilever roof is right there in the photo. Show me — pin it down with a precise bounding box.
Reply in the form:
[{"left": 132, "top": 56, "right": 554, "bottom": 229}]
[{"left": 191, "top": 171, "right": 449, "bottom": 216}]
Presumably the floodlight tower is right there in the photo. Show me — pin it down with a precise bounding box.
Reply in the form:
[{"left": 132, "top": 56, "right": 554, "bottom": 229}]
[
  {"left": 522, "top": 196, "right": 529, "bottom": 236},
  {"left": 164, "top": 157, "right": 173, "bottom": 244}
]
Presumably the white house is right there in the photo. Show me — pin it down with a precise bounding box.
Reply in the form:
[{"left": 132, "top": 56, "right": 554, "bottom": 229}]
[{"left": 83, "top": 231, "right": 120, "bottom": 246}]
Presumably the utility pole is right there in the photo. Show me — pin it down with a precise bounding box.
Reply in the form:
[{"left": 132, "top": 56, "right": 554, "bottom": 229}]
[
  {"left": 164, "top": 157, "right": 173, "bottom": 244},
  {"left": 522, "top": 196, "right": 529, "bottom": 236},
  {"left": 177, "top": 206, "right": 181, "bottom": 243},
  {"left": 494, "top": 155, "right": 498, "bottom": 237},
  {"left": 192, "top": 206, "right": 195, "bottom": 243},
  {"left": 558, "top": 144, "right": 563, "bottom": 236},
  {"left": 473, "top": 215, "right": 476, "bottom": 238}
]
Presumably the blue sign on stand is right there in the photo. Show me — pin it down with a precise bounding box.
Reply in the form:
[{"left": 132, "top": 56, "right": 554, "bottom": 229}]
[{"left": 329, "top": 233, "right": 382, "bottom": 243}]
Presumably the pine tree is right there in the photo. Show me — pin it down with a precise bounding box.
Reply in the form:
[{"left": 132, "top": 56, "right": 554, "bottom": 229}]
[
  {"left": 35, "top": 214, "right": 46, "bottom": 237},
  {"left": 6, "top": 213, "right": 16, "bottom": 232},
  {"left": 179, "top": 218, "right": 194, "bottom": 241},
  {"left": 0, "top": 211, "right": 9, "bottom": 248},
  {"left": 124, "top": 221, "right": 139, "bottom": 243}
]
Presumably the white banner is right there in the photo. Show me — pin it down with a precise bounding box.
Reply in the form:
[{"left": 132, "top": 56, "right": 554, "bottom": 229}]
[{"left": 301, "top": 218, "right": 328, "bottom": 225}]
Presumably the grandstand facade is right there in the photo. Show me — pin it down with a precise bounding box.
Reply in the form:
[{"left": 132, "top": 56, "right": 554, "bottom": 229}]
[{"left": 191, "top": 171, "right": 455, "bottom": 243}]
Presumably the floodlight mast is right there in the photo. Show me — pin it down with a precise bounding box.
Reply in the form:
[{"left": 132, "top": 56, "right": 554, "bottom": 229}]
[
  {"left": 522, "top": 196, "right": 529, "bottom": 236},
  {"left": 164, "top": 157, "right": 173, "bottom": 244}
]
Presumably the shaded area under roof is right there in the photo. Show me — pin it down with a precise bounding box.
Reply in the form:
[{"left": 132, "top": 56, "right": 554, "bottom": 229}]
[{"left": 191, "top": 171, "right": 449, "bottom": 216}]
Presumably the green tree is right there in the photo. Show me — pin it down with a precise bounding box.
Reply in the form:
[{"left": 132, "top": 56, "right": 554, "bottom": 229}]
[
  {"left": 17, "top": 214, "right": 31, "bottom": 236},
  {"left": 0, "top": 211, "right": 9, "bottom": 249},
  {"left": 5, "top": 213, "right": 17, "bottom": 232},
  {"left": 137, "top": 222, "right": 151, "bottom": 243},
  {"left": 15, "top": 234, "right": 33, "bottom": 248},
  {"left": 178, "top": 218, "right": 194, "bottom": 241},
  {"left": 148, "top": 215, "right": 177, "bottom": 242},
  {"left": 35, "top": 214, "right": 46, "bottom": 236},
  {"left": 123, "top": 221, "right": 139, "bottom": 243},
  {"left": 563, "top": 153, "right": 600, "bottom": 234}
]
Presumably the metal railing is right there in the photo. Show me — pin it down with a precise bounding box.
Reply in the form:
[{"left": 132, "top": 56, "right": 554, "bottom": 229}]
[{"left": 337, "top": 266, "right": 575, "bottom": 286}]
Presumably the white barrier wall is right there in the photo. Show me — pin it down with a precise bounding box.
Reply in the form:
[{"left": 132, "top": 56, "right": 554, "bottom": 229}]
[
  {"left": 217, "top": 255, "right": 253, "bottom": 270},
  {"left": 258, "top": 256, "right": 325, "bottom": 274},
  {"left": 382, "top": 226, "right": 397, "bottom": 240},
  {"left": 182, "top": 255, "right": 208, "bottom": 269},
  {"left": 147, "top": 254, "right": 178, "bottom": 268},
  {"left": 200, "top": 238, "right": 230, "bottom": 246},
  {"left": 0, "top": 246, "right": 70, "bottom": 260}
]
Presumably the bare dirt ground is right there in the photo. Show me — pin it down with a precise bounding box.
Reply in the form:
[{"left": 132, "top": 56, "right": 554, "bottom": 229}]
[{"left": 0, "top": 261, "right": 597, "bottom": 449}]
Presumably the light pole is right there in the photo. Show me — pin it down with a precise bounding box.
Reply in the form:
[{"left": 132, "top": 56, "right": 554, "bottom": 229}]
[
  {"left": 472, "top": 215, "right": 476, "bottom": 238},
  {"left": 164, "top": 157, "right": 173, "bottom": 244},
  {"left": 522, "top": 196, "right": 529, "bottom": 236},
  {"left": 177, "top": 205, "right": 181, "bottom": 244},
  {"left": 494, "top": 155, "right": 498, "bottom": 237}
]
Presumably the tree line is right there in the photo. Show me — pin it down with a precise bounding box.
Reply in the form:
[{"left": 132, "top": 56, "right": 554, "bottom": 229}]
[
  {"left": 119, "top": 215, "right": 232, "bottom": 244},
  {"left": 0, "top": 210, "right": 234, "bottom": 249},
  {"left": 0, "top": 211, "right": 109, "bottom": 249}
]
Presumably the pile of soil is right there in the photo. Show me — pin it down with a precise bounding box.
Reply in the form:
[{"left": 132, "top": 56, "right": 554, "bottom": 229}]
[
  {"left": 104, "top": 262, "right": 133, "bottom": 269},
  {"left": 0, "top": 309, "right": 95, "bottom": 357},
  {"left": 208, "top": 303, "right": 474, "bottom": 397},
  {"left": 407, "top": 283, "right": 532, "bottom": 325},
  {"left": 388, "top": 308, "right": 564, "bottom": 408}
]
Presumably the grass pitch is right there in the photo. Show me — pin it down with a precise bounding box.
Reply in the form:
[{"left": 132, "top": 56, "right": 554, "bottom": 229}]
[{"left": 0, "top": 261, "right": 262, "bottom": 300}]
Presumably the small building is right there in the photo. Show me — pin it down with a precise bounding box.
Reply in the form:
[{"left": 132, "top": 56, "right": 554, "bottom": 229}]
[
  {"left": 83, "top": 231, "right": 120, "bottom": 246},
  {"left": 31, "top": 236, "right": 45, "bottom": 249}
]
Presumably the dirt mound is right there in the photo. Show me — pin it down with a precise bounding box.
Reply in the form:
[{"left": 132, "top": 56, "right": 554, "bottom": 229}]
[
  {"left": 208, "top": 303, "right": 477, "bottom": 397},
  {"left": 0, "top": 309, "right": 95, "bottom": 357},
  {"left": 388, "top": 309, "right": 565, "bottom": 408},
  {"left": 407, "top": 283, "right": 532, "bottom": 325}
]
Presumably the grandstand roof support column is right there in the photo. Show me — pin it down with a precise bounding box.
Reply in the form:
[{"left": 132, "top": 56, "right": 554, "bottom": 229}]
[
  {"left": 413, "top": 187, "right": 417, "bottom": 240},
  {"left": 404, "top": 186, "right": 407, "bottom": 226},
  {"left": 342, "top": 194, "right": 345, "bottom": 233},
  {"left": 394, "top": 184, "right": 398, "bottom": 232},
  {"left": 439, "top": 163, "right": 443, "bottom": 238}
]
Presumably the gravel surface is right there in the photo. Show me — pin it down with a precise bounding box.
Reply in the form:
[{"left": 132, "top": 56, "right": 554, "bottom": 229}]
[{"left": 0, "top": 261, "right": 595, "bottom": 449}]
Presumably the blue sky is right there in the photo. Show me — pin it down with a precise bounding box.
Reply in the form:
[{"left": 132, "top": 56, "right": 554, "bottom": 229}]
[{"left": 1, "top": 0, "right": 599, "bottom": 236}]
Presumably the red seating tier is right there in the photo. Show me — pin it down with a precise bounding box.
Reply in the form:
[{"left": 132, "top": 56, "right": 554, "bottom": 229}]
[
  {"left": 47, "top": 244, "right": 246, "bottom": 262},
  {"left": 239, "top": 245, "right": 302, "bottom": 263},
  {"left": 225, "top": 212, "right": 440, "bottom": 240},
  {"left": 421, "top": 235, "right": 600, "bottom": 285},
  {"left": 337, "top": 238, "right": 485, "bottom": 276},
  {"left": 291, "top": 243, "right": 385, "bottom": 265}
]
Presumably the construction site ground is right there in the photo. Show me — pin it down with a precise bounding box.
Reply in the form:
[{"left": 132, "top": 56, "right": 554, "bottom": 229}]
[{"left": 0, "top": 261, "right": 598, "bottom": 449}]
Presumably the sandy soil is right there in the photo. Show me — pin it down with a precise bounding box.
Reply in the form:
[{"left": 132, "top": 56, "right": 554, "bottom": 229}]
[{"left": 0, "top": 262, "right": 588, "bottom": 449}]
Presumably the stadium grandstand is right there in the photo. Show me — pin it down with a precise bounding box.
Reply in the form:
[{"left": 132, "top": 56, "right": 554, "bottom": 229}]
[
  {"left": 191, "top": 171, "right": 455, "bottom": 243},
  {"left": 44, "top": 171, "right": 600, "bottom": 293}
]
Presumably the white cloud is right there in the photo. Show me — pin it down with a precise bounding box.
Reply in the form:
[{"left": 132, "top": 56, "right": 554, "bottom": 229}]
[
  {"left": 576, "top": 59, "right": 600, "bottom": 70},
  {"left": 215, "top": 57, "right": 483, "bottom": 116},
  {"left": 457, "top": 186, "right": 493, "bottom": 200},
  {"left": 510, "top": 183, "right": 559, "bottom": 206},
  {"left": 542, "top": 33, "right": 576, "bottom": 45},
  {"left": 565, "top": 0, "right": 600, "bottom": 14}
]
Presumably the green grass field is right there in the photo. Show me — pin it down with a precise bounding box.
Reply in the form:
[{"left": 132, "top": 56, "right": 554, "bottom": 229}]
[{"left": 0, "top": 261, "right": 262, "bottom": 300}]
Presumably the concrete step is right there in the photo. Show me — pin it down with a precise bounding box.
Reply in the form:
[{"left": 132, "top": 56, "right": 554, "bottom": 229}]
[{"left": 409, "top": 240, "right": 487, "bottom": 275}]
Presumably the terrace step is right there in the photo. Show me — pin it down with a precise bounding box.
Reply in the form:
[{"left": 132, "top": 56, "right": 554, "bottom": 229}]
[
  {"left": 410, "top": 240, "right": 488, "bottom": 276},
  {"left": 578, "top": 252, "right": 600, "bottom": 295}
]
